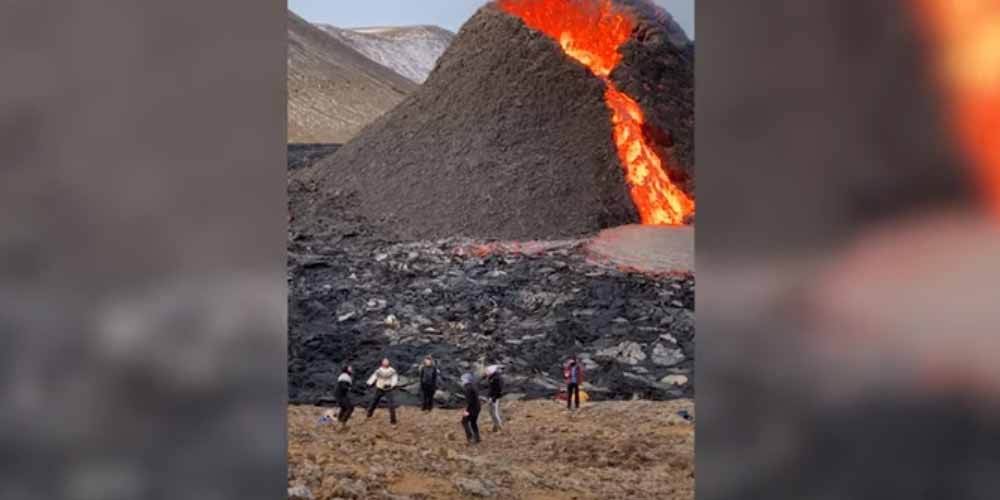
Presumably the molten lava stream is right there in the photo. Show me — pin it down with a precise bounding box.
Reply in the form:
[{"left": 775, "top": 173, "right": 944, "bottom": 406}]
[
  {"left": 605, "top": 85, "right": 694, "bottom": 225},
  {"left": 914, "top": 0, "right": 1000, "bottom": 219},
  {"left": 498, "top": 0, "right": 695, "bottom": 225}
]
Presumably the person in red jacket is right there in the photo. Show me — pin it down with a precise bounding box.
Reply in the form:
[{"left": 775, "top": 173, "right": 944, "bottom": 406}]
[{"left": 564, "top": 356, "right": 584, "bottom": 410}]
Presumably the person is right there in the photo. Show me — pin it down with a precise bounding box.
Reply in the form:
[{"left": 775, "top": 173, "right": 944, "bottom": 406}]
[
  {"left": 484, "top": 365, "right": 504, "bottom": 432},
  {"left": 418, "top": 355, "right": 439, "bottom": 411},
  {"left": 460, "top": 373, "right": 481, "bottom": 445},
  {"left": 334, "top": 365, "right": 354, "bottom": 426},
  {"left": 564, "top": 356, "right": 583, "bottom": 410},
  {"left": 366, "top": 358, "right": 399, "bottom": 424}
]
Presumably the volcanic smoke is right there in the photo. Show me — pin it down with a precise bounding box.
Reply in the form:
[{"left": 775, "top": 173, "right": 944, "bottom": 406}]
[
  {"left": 498, "top": 0, "right": 695, "bottom": 225},
  {"left": 914, "top": 0, "right": 1000, "bottom": 219}
]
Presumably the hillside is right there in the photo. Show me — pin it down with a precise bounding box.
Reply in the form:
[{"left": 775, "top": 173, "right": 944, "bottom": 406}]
[
  {"left": 287, "top": 10, "right": 418, "bottom": 143},
  {"left": 292, "top": 2, "right": 695, "bottom": 241},
  {"left": 318, "top": 24, "right": 455, "bottom": 83}
]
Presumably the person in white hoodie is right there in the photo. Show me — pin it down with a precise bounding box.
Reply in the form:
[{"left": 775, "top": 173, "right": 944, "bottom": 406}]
[{"left": 365, "top": 358, "right": 399, "bottom": 424}]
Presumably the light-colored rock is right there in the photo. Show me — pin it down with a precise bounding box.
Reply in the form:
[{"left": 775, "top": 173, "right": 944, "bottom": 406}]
[
  {"left": 651, "top": 343, "right": 685, "bottom": 366},
  {"left": 659, "top": 333, "right": 678, "bottom": 344},
  {"left": 288, "top": 484, "right": 314, "bottom": 500},
  {"left": 453, "top": 478, "right": 498, "bottom": 497},
  {"left": 661, "top": 374, "right": 689, "bottom": 386},
  {"left": 596, "top": 341, "right": 647, "bottom": 365}
]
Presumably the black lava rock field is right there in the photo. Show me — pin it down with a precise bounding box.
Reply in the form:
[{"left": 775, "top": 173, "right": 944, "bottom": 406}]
[{"left": 288, "top": 231, "right": 694, "bottom": 408}]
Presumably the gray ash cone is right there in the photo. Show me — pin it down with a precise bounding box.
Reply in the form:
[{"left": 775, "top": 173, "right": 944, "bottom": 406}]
[{"left": 293, "top": 1, "right": 694, "bottom": 241}]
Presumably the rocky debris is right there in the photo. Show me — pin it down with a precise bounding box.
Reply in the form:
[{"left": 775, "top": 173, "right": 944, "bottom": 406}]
[
  {"left": 332, "top": 479, "right": 368, "bottom": 498},
  {"left": 288, "top": 232, "right": 694, "bottom": 405},
  {"left": 286, "top": 144, "right": 341, "bottom": 171},
  {"left": 287, "top": 484, "right": 313, "bottom": 499},
  {"left": 453, "top": 478, "right": 500, "bottom": 497},
  {"left": 652, "top": 342, "right": 685, "bottom": 366},
  {"left": 288, "top": 400, "right": 694, "bottom": 500},
  {"left": 292, "top": 1, "right": 694, "bottom": 241},
  {"left": 597, "top": 341, "right": 647, "bottom": 365}
]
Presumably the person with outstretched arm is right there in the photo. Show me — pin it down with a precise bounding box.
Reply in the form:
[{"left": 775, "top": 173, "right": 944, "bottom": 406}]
[
  {"left": 366, "top": 358, "right": 399, "bottom": 425},
  {"left": 484, "top": 365, "right": 504, "bottom": 432},
  {"left": 334, "top": 365, "right": 355, "bottom": 426},
  {"left": 564, "top": 356, "right": 584, "bottom": 410},
  {"left": 460, "top": 373, "right": 481, "bottom": 445},
  {"left": 418, "top": 355, "right": 439, "bottom": 411}
]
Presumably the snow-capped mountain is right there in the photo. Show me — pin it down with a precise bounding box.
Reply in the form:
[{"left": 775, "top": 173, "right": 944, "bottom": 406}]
[{"left": 316, "top": 24, "right": 455, "bottom": 83}]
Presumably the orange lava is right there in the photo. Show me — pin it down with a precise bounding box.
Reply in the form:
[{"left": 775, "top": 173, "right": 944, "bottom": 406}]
[
  {"left": 498, "top": 0, "right": 633, "bottom": 77},
  {"left": 914, "top": 0, "right": 1000, "bottom": 219},
  {"left": 606, "top": 86, "right": 695, "bottom": 224},
  {"left": 499, "top": 0, "right": 695, "bottom": 225}
]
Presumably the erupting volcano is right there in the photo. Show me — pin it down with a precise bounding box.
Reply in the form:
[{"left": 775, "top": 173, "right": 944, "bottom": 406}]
[
  {"left": 292, "top": 0, "right": 694, "bottom": 241},
  {"left": 499, "top": 0, "right": 694, "bottom": 225},
  {"left": 915, "top": 0, "right": 1000, "bottom": 219}
]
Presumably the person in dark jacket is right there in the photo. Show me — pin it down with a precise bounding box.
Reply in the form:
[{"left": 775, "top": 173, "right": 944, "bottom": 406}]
[
  {"left": 564, "top": 357, "right": 584, "bottom": 410},
  {"left": 460, "top": 373, "right": 481, "bottom": 445},
  {"left": 484, "top": 365, "right": 504, "bottom": 432},
  {"left": 334, "top": 365, "right": 354, "bottom": 425},
  {"left": 418, "top": 355, "right": 439, "bottom": 411}
]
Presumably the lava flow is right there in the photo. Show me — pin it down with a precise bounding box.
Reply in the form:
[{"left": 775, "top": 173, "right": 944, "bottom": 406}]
[
  {"left": 914, "top": 0, "right": 1000, "bottom": 219},
  {"left": 498, "top": 0, "right": 695, "bottom": 225}
]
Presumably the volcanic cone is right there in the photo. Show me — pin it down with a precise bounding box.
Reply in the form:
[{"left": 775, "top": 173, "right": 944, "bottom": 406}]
[{"left": 292, "top": 0, "right": 694, "bottom": 241}]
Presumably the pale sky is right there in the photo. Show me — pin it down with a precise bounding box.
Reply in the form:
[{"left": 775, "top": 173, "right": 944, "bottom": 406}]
[{"left": 288, "top": 0, "right": 695, "bottom": 39}]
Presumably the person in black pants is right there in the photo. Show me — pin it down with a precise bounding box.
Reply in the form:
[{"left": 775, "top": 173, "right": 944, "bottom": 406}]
[
  {"left": 334, "top": 365, "right": 355, "bottom": 426},
  {"left": 418, "top": 355, "right": 439, "bottom": 411},
  {"left": 564, "top": 357, "right": 583, "bottom": 410},
  {"left": 460, "top": 373, "right": 481, "bottom": 445}
]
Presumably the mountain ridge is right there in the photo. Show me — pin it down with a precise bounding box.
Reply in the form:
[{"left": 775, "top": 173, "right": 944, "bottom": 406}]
[
  {"left": 316, "top": 23, "right": 455, "bottom": 83},
  {"left": 287, "top": 10, "right": 418, "bottom": 143}
]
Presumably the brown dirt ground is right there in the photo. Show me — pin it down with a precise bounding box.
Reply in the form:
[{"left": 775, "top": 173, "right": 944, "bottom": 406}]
[{"left": 288, "top": 400, "right": 694, "bottom": 499}]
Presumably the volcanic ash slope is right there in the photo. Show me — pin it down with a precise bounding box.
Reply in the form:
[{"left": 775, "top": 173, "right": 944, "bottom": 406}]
[
  {"left": 295, "top": 4, "right": 648, "bottom": 241},
  {"left": 287, "top": 10, "right": 418, "bottom": 144}
]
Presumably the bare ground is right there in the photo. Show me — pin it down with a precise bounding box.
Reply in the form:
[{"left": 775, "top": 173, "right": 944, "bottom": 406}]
[{"left": 288, "top": 400, "right": 694, "bottom": 499}]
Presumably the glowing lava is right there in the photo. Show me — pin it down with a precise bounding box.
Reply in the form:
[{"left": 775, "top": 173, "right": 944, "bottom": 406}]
[
  {"left": 499, "top": 0, "right": 695, "bottom": 225},
  {"left": 605, "top": 87, "right": 695, "bottom": 224},
  {"left": 914, "top": 0, "right": 1000, "bottom": 219}
]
